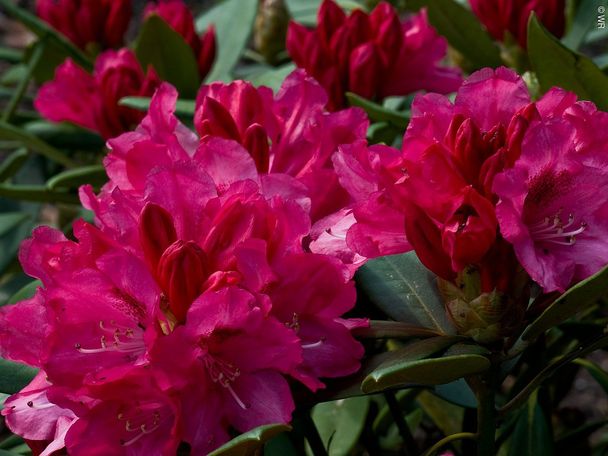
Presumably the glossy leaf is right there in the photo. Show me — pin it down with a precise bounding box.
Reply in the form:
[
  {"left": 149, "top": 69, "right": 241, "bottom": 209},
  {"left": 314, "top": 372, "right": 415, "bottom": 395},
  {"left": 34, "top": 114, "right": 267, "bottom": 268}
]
[
  {"left": 285, "top": 0, "right": 364, "bottom": 26},
  {"left": 307, "top": 396, "right": 370, "bottom": 456},
  {"left": 352, "top": 320, "right": 441, "bottom": 339},
  {"left": 356, "top": 252, "right": 456, "bottom": 334},
  {"left": 508, "top": 392, "right": 553, "bottom": 456},
  {"left": 0, "top": 121, "right": 76, "bottom": 168},
  {"left": 346, "top": 92, "right": 409, "bottom": 129},
  {"left": 573, "top": 358, "right": 608, "bottom": 394},
  {"left": 119, "top": 96, "right": 196, "bottom": 118},
  {"left": 24, "top": 121, "right": 104, "bottom": 150},
  {"left": 196, "top": 0, "right": 258, "bottom": 82},
  {"left": 0, "top": 149, "right": 29, "bottom": 182},
  {"left": 434, "top": 379, "right": 477, "bottom": 408},
  {"left": 0, "top": 184, "right": 79, "bottom": 204},
  {"left": 408, "top": 0, "right": 502, "bottom": 69},
  {"left": 208, "top": 424, "right": 291, "bottom": 456},
  {"left": 522, "top": 263, "right": 608, "bottom": 342},
  {"left": 0, "top": 212, "right": 32, "bottom": 273},
  {"left": 416, "top": 390, "right": 464, "bottom": 437},
  {"left": 0, "top": 358, "right": 37, "bottom": 394},
  {"left": 7, "top": 280, "right": 41, "bottom": 306},
  {"left": 250, "top": 63, "right": 296, "bottom": 91},
  {"left": 46, "top": 165, "right": 107, "bottom": 190},
  {"left": 362, "top": 339, "right": 489, "bottom": 393},
  {"left": 561, "top": 0, "right": 599, "bottom": 50},
  {"left": 528, "top": 14, "right": 608, "bottom": 110},
  {"left": 135, "top": 15, "right": 200, "bottom": 98}
]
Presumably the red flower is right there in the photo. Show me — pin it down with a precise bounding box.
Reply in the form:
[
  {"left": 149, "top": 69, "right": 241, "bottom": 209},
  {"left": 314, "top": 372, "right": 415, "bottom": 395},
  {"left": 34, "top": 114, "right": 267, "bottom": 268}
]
[
  {"left": 287, "top": 0, "right": 462, "bottom": 109},
  {"left": 36, "top": 0, "right": 131, "bottom": 51},
  {"left": 145, "top": 0, "right": 216, "bottom": 79},
  {"left": 35, "top": 49, "right": 160, "bottom": 139},
  {"left": 469, "top": 0, "right": 566, "bottom": 48}
]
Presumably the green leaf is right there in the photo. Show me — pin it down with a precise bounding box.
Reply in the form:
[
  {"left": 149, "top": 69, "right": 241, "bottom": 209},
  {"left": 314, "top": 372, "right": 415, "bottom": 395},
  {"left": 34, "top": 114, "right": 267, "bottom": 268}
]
[
  {"left": 264, "top": 433, "right": 298, "bottom": 456},
  {"left": 346, "top": 92, "right": 409, "bottom": 129},
  {"left": 7, "top": 280, "right": 41, "bottom": 306},
  {"left": 196, "top": 0, "right": 258, "bottom": 82},
  {"left": 0, "top": 358, "right": 38, "bottom": 394},
  {"left": 0, "top": 46, "right": 23, "bottom": 63},
  {"left": 522, "top": 263, "right": 608, "bottom": 342},
  {"left": 119, "top": 96, "right": 196, "bottom": 118},
  {"left": 356, "top": 252, "right": 456, "bottom": 334},
  {"left": 0, "top": 149, "right": 29, "bottom": 182},
  {"left": 434, "top": 379, "right": 477, "bottom": 408},
  {"left": 134, "top": 15, "right": 200, "bottom": 98},
  {"left": 363, "top": 348, "right": 490, "bottom": 393},
  {"left": 352, "top": 320, "right": 442, "bottom": 339},
  {"left": 46, "top": 165, "right": 107, "bottom": 190},
  {"left": 408, "top": 0, "right": 502, "bottom": 69},
  {"left": 249, "top": 63, "right": 296, "bottom": 91},
  {"left": 23, "top": 120, "right": 104, "bottom": 150},
  {"left": 0, "top": 211, "right": 32, "bottom": 273},
  {"left": 561, "top": 0, "right": 599, "bottom": 50},
  {"left": 307, "top": 396, "right": 370, "bottom": 456},
  {"left": 0, "top": 184, "right": 79, "bottom": 204},
  {"left": 508, "top": 392, "right": 553, "bottom": 456},
  {"left": 0, "top": 121, "right": 76, "bottom": 168},
  {"left": 207, "top": 424, "right": 291, "bottom": 456},
  {"left": 416, "top": 390, "right": 464, "bottom": 438},
  {"left": 528, "top": 14, "right": 608, "bottom": 110},
  {"left": 573, "top": 358, "right": 608, "bottom": 394},
  {"left": 25, "top": 39, "right": 70, "bottom": 84},
  {"left": 285, "top": 0, "right": 365, "bottom": 26}
]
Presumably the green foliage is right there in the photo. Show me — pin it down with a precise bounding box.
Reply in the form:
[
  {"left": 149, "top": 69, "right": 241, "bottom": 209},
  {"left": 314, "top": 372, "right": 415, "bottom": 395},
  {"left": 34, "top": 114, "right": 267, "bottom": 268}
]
[
  {"left": 196, "top": 0, "right": 259, "bottom": 82},
  {"left": 135, "top": 15, "right": 201, "bottom": 98},
  {"left": 0, "top": 358, "right": 37, "bottom": 395},
  {"left": 207, "top": 424, "right": 291, "bottom": 456},
  {"left": 507, "top": 392, "right": 553, "bottom": 456},
  {"left": 528, "top": 14, "right": 608, "bottom": 110}
]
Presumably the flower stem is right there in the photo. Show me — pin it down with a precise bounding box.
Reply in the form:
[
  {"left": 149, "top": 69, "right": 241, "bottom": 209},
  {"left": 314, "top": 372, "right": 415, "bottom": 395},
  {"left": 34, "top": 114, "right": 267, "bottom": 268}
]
[
  {"left": 422, "top": 432, "right": 477, "bottom": 456},
  {"left": 474, "top": 370, "right": 497, "bottom": 456},
  {"left": 383, "top": 391, "right": 417, "bottom": 455},
  {"left": 295, "top": 409, "right": 328, "bottom": 456}
]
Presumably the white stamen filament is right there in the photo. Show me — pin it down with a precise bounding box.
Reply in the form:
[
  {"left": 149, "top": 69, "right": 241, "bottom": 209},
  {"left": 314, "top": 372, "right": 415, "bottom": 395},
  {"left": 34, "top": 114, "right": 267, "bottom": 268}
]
[{"left": 302, "top": 340, "right": 324, "bottom": 349}]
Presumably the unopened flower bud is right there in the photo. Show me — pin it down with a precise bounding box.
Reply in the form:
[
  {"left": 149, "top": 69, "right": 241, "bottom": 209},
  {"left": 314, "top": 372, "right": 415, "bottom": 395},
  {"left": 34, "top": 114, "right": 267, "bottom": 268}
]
[{"left": 253, "top": 0, "right": 290, "bottom": 64}]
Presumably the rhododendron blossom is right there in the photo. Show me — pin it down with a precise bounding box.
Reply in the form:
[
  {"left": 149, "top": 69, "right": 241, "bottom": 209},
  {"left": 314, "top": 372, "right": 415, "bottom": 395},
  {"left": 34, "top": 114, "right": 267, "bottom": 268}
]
[
  {"left": 36, "top": 0, "right": 131, "bottom": 51},
  {"left": 35, "top": 49, "right": 160, "bottom": 139},
  {"left": 338, "top": 67, "right": 608, "bottom": 293},
  {"left": 287, "top": 0, "right": 462, "bottom": 109},
  {"left": 1, "top": 80, "right": 365, "bottom": 454},
  {"left": 145, "top": 0, "right": 216, "bottom": 79}
]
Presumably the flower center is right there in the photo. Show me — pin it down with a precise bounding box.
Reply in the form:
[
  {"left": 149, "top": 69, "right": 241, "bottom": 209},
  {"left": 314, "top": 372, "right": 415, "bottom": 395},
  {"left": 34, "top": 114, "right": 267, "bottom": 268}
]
[
  {"left": 529, "top": 210, "right": 587, "bottom": 247},
  {"left": 74, "top": 320, "right": 145, "bottom": 359},
  {"left": 202, "top": 355, "right": 249, "bottom": 410},
  {"left": 117, "top": 401, "right": 169, "bottom": 447}
]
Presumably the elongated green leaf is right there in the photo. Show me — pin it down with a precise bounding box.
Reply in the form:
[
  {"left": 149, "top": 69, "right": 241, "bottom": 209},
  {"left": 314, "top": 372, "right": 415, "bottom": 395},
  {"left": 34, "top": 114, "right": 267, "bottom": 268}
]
[
  {"left": 508, "top": 392, "right": 553, "bottom": 456},
  {"left": 0, "top": 212, "right": 28, "bottom": 238},
  {"left": 416, "top": 390, "right": 464, "bottom": 438},
  {"left": 561, "top": 0, "right": 599, "bottom": 50},
  {"left": 528, "top": 14, "right": 608, "bottom": 110},
  {"left": 0, "top": 358, "right": 37, "bottom": 394},
  {"left": 0, "top": 211, "right": 32, "bottom": 273},
  {"left": 307, "top": 396, "right": 370, "bottom": 456},
  {"left": 0, "top": 0, "right": 91, "bottom": 70},
  {"left": 522, "top": 263, "right": 608, "bottom": 341},
  {"left": 363, "top": 352, "right": 490, "bottom": 392},
  {"left": 208, "top": 424, "right": 291, "bottom": 456},
  {"left": 408, "top": 0, "right": 502, "bottom": 69},
  {"left": 0, "top": 149, "right": 29, "bottom": 182},
  {"left": 250, "top": 63, "right": 296, "bottom": 91},
  {"left": 346, "top": 92, "right": 409, "bottom": 129},
  {"left": 0, "top": 121, "right": 76, "bottom": 168},
  {"left": 356, "top": 252, "right": 456, "bottom": 334},
  {"left": 7, "top": 281, "right": 41, "bottom": 306},
  {"left": 196, "top": 0, "right": 258, "bottom": 82},
  {"left": 23, "top": 120, "right": 104, "bottom": 150},
  {"left": 285, "top": 0, "right": 366, "bottom": 25},
  {"left": 434, "top": 379, "right": 477, "bottom": 408},
  {"left": 119, "top": 97, "right": 196, "bottom": 118},
  {"left": 46, "top": 165, "right": 107, "bottom": 190},
  {"left": 0, "top": 46, "right": 22, "bottom": 63},
  {"left": 352, "top": 320, "right": 441, "bottom": 339},
  {"left": 264, "top": 433, "right": 298, "bottom": 456},
  {"left": 135, "top": 15, "right": 200, "bottom": 98},
  {"left": 0, "top": 184, "right": 79, "bottom": 204},
  {"left": 573, "top": 358, "right": 608, "bottom": 394}
]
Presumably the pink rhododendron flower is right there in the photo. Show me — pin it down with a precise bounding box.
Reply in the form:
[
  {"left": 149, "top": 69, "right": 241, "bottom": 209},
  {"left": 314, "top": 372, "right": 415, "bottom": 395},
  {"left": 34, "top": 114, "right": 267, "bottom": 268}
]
[
  {"left": 35, "top": 49, "right": 160, "bottom": 139},
  {"left": 2, "top": 80, "right": 366, "bottom": 453},
  {"left": 287, "top": 0, "right": 462, "bottom": 109},
  {"left": 470, "top": 0, "right": 565, "bottom": 48},
  {"left": 493, "top": 118, "right": 608, "bottom": 292},
  {"left": 145, "top": 0, "right": 216, "bottom": 78},
  {"left": 194, "top": 70, "right": 368, "bottom": 221},
  {"left": 36, "top": 0, "right": 131, "bottom": 51}
]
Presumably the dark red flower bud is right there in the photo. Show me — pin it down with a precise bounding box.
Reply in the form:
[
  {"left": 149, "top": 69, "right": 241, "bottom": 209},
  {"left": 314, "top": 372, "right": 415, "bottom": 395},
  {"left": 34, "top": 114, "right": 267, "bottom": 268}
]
[
  {"left": 349, "top": 44, "right": 381, "bottom": 100},
  {"left": 157, "top": 240, "right": 208, "bottom": 322},
  {"left": 139, "top": 203, "right": 178, "bottom": 272},
  {"left": 198, "top": 26, "right": 216, "bottom": 78},
  {"left": 196, "top": 96, "right": 241, "bottom": 140},
  {"left": 243, "top": 124, "right": 270, "bottom": 173}
]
